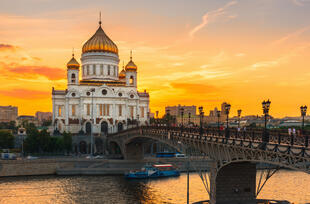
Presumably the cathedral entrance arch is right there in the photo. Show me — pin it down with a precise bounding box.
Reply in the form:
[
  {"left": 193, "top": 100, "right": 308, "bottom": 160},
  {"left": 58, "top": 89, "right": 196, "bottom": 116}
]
[
  {"left": 95, "top": 138, "right": 104, "bottom": 154},
  {"left": 85, "top": 122, "right": 91, "bottom": 135},
  {"left": 101, "top": 121, "right": 108, "bottom": 135},
  {"left": 118, "top": 122, "right": 123, "bottom": 132},
  {"left": 79, "top": 141, "right": 87, "bottom": 154}
]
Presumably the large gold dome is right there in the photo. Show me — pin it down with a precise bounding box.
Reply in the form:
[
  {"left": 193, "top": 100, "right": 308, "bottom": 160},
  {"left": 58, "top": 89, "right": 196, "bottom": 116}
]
[{"left": 82, "top": 24, "right": 118, "bottom": 54}]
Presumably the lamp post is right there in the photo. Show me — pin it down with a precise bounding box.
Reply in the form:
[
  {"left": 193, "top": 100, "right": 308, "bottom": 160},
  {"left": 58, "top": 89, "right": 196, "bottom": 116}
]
[
  {"left": 237, "top": 109, "right": 242, "bottom": 129},
  {"left": 90, "top": 88, "right": 95, "bottom": 157},
  {"left": 156, "top": 111, "right": 159, "bottom": 126},
  {"left": 217, "top": 110, "right": 221, "bottom": 135},
  {"left": 300, "top": 105, "right": 308, "bottom": 147},
  {"left": 224, "top": 103, "right": 231, "bottom": 139},
  {"left": 180, "top": 107, "right": 184, "bottom": 132},
  {"left": 262, "top": 99, "right": 271, "bottom": 149},
  {"left": 188, "top": 112, "right": 191, "bottom": 126},
  {"left": 147, "top": 112, "right": 150, "bottom": 126},
  {"left": 166, "top": 109, "right": 171, "bottom": 129},
  {"left": 137, "top": 114, "right": 140, "bottom": 128},
  {"left": 199, "top": 106, "right": 204, "bottom": 136}
]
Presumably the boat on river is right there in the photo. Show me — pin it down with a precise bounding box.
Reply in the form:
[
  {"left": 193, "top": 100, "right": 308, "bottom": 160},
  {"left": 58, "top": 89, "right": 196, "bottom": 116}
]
[{"left": 125, "top": 164, "right": 180, "bottom": 179}]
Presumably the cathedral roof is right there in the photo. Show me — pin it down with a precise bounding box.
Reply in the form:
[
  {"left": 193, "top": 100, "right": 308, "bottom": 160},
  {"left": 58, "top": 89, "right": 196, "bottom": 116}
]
[
  {"left": 119, "top": 68, "right": 126, "bottom": 79},
  {"left": 82, "top": 22, "right": 118, "bottom": 55},
  {"left": 67, "top": 54, "right": 80, "bottom": 69}
]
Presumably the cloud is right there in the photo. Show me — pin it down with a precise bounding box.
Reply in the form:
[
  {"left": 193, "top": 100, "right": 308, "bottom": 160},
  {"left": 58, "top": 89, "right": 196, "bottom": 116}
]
[
  {"left": 291, "top": 0, "right": 310, "bottom": 6},
  {"left": 271, "top": 26, "right": 310, "bottom": 45},
  {"left": 0, "top": 88, "right": 50, "bottom": 99},
  {"left": 8, "top": 66, "right": 65, "bottom": 80},
  {"left": 170, "top": 82, "right": 218, "bottom": 94},
  {"left": 0, "top": 44, "right": 17, "bottom": 51},
  {"left": 235, "top": 53, "right": 245, "bottom": 57},
  {"left": 250, "top": 61, "right": 279, "bottom": 70},
  {"left": 189, "top": 1, "right": 237, "bottom": 37}
]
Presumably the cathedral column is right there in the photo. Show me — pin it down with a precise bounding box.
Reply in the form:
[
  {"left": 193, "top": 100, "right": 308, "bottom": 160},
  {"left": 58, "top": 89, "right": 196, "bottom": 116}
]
[
  {"left": 79, "top": 97, "right": 83, "bottom": 132},
  {"left": 65, "top": 97, "right": 69, "bottom": 132}
]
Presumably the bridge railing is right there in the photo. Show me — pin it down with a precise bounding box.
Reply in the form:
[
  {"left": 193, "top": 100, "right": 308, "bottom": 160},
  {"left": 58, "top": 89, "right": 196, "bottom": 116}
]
[{"left": 108, "top": 126, "right": 310, "bottom": 157}]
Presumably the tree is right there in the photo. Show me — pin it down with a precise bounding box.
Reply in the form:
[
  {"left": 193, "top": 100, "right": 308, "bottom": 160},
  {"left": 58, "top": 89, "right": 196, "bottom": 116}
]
[
  {"left": 63, "top": 132, "right": 72, "bottom": 153},
  {"left": 0, "top": 130, "right": 14, "bottom": 149},
  {"left": 24, "top": 126, "right": 40, "bottom": 153},
  {"left": 42, "top": 120, "right": 52, "bottom": 127}
]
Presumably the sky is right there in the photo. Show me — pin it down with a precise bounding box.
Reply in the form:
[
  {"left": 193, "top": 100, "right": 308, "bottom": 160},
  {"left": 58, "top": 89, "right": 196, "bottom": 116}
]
[{"left": 1, "top": 0, "right": 310, "bottom": 117}]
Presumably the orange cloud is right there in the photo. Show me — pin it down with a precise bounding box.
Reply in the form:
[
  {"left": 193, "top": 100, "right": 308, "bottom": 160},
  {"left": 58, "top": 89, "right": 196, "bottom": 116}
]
[
  {"left": 0, "top": 44, "right": 17, "bottom": 51},
  {"left": 9, "top": 66, "right": 65, "bottom": 80},
  {"left": 170, "top": 82, "right": 218, "bottom": 94},
  {"left": 0, "top": 89, "right": 50, "bottom": 99}
]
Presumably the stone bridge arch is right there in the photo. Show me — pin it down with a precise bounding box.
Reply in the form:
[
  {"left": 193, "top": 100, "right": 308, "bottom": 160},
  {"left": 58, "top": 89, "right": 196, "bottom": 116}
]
[{"left": 108, "top": 132, "right": 185, "bottom": 160}]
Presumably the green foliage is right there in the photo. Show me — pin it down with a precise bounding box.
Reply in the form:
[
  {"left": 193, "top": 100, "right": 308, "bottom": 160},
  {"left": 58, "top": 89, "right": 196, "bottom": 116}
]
[
  {"left": 0, "top": 121, "right": 17, "bottom": 133},
  {"left": 42, "top": 120, "right": 52, "bottom": 127},
  {"left": 0, "top": 130, "right": 14, "bottom": 149},
  {"left": 63, "top": 132, "right": 72, "bottom": 153},
  {"left": 24, "top": 126, "right": 73, "bottom": 154}
]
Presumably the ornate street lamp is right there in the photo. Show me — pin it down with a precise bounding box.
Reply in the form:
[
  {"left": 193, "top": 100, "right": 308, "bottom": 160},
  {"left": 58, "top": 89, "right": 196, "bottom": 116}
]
[
  {"left": 199, "top": 106, "right": 204, "bottom": 136},
  {"left": 300, "top": 105, "right": 308, "bottom": 147},
  {"left": 262, "top": 99, "right": 271, "bottom": 149},
  {"left": 90, "top": 88, "right": 95, "bottom": 157},
  {"left": 237, "top": 109, "right": 242, "bottom": 129},
  {"left": 166, "top": 109, "right": 171, "bottom": 129},
  {"left": 217, "top": 110, "right": 221, "bottom": 135},
  {"left": 147, "top": 111, "right": 150, "bottom": 126},
  {"left": 156, "top": 111, "right": 159, "bottom": 126},
  {"left": 180, "top": 107, "right": 184, "bottom": 132},
  {"left": 224, "top": 103, "right": 231, "bottom": 139},
  {"left": 300, "top": 105, "right": 307, "bottom": 134},
  {"left": 188, "top": 112, "right": 191, "bottom": 125}
]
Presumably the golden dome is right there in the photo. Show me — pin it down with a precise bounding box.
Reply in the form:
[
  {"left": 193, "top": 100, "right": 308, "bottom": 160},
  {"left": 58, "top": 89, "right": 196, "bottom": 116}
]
[
  {"left": 125, "top": 51, "right": 137, "bottom": 71},
  {"left": 119, "top": 68, "right": 126, "bottom": 79},
  {"left": 82, "top": 23, "right": 118, "bottom": 54},
  {"left": 67, "top": 54, "right": 80, "bottom": 69}
]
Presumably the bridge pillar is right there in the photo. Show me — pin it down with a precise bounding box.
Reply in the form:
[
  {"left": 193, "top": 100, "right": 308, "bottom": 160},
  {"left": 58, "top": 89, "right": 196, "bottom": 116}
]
[
  {"left": 210, "top": 162, "right": 256, "bottom": 204},
  {"left": 124, "top": 142, "right": 144, "bottom": 160}
]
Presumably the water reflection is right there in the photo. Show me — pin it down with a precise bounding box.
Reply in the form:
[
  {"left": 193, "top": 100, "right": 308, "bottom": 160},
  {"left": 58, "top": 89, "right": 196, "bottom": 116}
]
[{"left": 0, "top": 170, "right": 309, "bottom": 204}]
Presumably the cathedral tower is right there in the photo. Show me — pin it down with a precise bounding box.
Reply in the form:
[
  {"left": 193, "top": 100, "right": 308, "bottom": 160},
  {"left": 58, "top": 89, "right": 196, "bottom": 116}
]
[
  {"left": 67, "top": 53, "right": 80, "bottom": 86},
  {"left": 125, "top": 51, "right": 137, "bottom": 87}
]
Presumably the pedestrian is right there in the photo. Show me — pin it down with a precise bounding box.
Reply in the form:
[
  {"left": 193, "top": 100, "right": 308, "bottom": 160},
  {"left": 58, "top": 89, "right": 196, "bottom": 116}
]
[
  {"left": 288, "top": 128, "right": 292, "bottom": 136},
  {"left": 293, "top": 128, "right": 296, "bottom": 136}
]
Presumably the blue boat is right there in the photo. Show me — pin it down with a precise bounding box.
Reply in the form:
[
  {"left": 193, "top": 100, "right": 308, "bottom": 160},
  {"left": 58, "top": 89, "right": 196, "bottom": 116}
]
[{"left": 125, "top": 164, "right": 180, "bottom": 179}]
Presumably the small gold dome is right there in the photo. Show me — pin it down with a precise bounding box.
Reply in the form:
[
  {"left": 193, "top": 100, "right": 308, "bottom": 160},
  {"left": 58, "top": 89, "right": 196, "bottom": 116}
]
[
  {"left": 67, "top": 54, "right": 80, "bottom": 69},
  {"left": 125, "top": 51, "right": 137, "bottom": 71},
  {"left": 82, "top": 24, "right": 118, "bottom": 54},
  {"left": 119, "top": 69, "right": 126, "bottom": 79}
]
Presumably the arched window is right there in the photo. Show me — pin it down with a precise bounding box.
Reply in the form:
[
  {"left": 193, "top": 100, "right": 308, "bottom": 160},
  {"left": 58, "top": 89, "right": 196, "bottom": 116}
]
[
  {"left": 130, "top": 76, "right": 134, "bottom": 85},
  {"left": 108, "top": 65, "right": 110, "bottom": 75},
  {"left": 71, "top": 73, "right": 76, "bottom": 83}
]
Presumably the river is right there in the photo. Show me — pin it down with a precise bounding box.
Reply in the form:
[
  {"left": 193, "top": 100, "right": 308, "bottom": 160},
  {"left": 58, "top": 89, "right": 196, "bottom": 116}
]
[{"left": 0, "top": 170, "right": 309, "bottom": 204}]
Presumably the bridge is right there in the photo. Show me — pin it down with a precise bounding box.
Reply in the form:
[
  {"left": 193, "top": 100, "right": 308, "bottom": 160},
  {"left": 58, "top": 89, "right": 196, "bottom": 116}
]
[{"left": 108, "top": 126, "right": 310, "bottom": 204}]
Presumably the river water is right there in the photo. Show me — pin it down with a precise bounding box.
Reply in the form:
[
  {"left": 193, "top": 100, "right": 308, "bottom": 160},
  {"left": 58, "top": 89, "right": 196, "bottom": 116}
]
[{"left": 0, "top": 170, "right": 309, "bottom": 204}]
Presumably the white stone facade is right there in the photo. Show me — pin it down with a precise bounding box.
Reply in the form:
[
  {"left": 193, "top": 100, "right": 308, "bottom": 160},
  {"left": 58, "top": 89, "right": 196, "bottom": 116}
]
[{"left": 52, "top": 24, "right": 150, "bottom": 135}]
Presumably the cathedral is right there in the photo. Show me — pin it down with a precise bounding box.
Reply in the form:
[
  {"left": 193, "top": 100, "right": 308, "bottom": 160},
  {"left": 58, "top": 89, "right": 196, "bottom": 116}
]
[{"left": 52, "top": 19, "right": 150, "bottom": 135}]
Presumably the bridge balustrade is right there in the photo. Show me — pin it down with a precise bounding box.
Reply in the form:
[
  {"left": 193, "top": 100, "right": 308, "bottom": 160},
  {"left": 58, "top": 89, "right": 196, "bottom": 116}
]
[{"left": 112, "top": 126, "right": 310, "bottom": 158}]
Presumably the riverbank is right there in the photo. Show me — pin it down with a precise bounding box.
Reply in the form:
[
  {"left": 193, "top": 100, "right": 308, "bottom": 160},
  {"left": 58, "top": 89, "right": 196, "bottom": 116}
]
[{"left": 0, "top": 157, "right": 211, "bottom": 177}]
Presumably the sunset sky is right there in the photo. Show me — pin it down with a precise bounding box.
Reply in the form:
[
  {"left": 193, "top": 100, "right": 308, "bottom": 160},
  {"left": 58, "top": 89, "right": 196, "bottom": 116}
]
[{"left": 1, "top": 0, "right": 310, "bottom": 117}]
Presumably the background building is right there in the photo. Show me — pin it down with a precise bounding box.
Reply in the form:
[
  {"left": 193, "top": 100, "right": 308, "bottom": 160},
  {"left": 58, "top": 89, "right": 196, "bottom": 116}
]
[
  {"left": 35, "top": 111, "right": 52, "bottom": 125},
  {"left": 0, "top": 106, "right": 18, "bottom": 122},
  {"left": 165, "top": 105, "right": 196, "bottom": 117}
]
